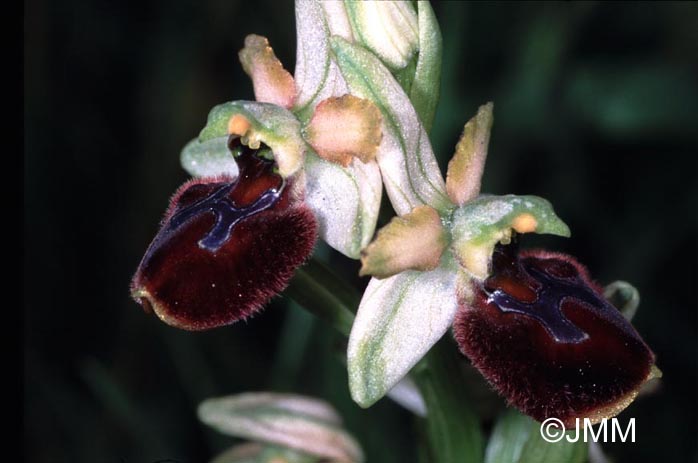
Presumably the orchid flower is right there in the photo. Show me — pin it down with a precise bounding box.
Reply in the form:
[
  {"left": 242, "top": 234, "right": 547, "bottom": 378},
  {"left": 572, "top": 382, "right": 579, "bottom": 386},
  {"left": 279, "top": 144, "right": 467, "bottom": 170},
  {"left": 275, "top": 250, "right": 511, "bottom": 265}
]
[
  {"left": 349, "top": 99, "right": 659, "bottom": 426},
  {"left": 130, "top": 1, "right": 392, "bottom": 329},
  {"left": 129, "top": 0, "right": 660, "bottom": 442}
]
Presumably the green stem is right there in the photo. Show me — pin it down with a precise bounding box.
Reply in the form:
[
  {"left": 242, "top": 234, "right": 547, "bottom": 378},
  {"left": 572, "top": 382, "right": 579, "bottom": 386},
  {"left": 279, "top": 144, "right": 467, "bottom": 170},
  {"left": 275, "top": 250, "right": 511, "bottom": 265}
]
[
  {"left": 412, "top": 337, "right": 484, "bottom": 463},
  {"left": 284, "top": 258, "right": 358, "bottom": 337},
  {"left": 286, "top": 258, "right": 483, "bottom": 462}
]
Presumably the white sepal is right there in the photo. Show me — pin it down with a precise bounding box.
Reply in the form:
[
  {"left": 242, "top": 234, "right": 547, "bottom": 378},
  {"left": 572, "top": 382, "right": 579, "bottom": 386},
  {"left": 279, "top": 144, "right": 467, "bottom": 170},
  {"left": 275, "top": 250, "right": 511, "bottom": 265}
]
[
  {"left": 347, "top": 266, "right": 459, "bottom": 408},
  {"left": 303, "top": 150, "right": 381, "bottom": 259}
]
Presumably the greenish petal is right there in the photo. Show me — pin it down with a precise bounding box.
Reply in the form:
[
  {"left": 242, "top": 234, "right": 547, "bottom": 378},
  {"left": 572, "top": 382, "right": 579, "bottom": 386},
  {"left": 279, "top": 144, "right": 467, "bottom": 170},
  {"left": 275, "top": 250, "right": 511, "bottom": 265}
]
[
  {"left": 449, "top": 194, "right": 570, "bottom": 279},
  {"left": 200, "top": 100, "right": 305, "bottom": 178}
]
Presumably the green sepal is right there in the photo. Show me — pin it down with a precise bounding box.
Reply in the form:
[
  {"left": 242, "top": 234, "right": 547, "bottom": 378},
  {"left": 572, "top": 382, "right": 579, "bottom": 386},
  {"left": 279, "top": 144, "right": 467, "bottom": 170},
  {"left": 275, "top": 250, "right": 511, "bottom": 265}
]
[
  {"left": 199, "top": 101, "right": 305, "bottom": 178},
  {"left": 449, "top": 194, "right": 570, "bottom": 279}
]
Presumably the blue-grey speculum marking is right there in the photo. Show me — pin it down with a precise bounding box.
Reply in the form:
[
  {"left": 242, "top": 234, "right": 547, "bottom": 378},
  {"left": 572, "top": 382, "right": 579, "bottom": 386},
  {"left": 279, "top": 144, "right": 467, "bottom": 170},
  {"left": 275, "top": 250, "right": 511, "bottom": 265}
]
[
  {"left": 485, "top": 264, "right": 605, "bottom": 344},
  {"left": 168, "top": 181, "right": 282, "bottom": 253}
]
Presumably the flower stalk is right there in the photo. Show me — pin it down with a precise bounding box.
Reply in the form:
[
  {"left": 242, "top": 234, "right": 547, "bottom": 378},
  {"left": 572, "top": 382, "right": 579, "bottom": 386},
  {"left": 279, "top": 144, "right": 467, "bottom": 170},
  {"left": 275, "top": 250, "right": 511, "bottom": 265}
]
[
  {"left": 284, "top": 257, "right": 485, "bottom": 462},
  {"left": 284, "top": 258, "right": 358, "bottom": 337}
]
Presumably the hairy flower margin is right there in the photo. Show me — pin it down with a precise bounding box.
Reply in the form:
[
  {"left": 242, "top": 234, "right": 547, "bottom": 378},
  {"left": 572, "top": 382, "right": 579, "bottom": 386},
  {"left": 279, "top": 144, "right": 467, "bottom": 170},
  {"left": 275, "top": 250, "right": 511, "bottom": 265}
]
[{"left": 131, "top": 0, "right": 660, "bottom": 442}]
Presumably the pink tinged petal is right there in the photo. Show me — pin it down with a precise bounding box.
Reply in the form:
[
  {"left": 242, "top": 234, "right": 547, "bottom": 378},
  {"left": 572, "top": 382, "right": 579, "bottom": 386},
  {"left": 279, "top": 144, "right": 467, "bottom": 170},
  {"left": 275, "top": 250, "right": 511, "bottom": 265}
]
[
  {"left": 304, "top": 95, "right": 383, "bottom": 167},
  {"left": 239, "top": 34, "right": 296, "bottom": 109},
  {"left": 359, "top": 205, "right": 447, "bottom": 278},
  {"left": 446, "top": 102, "right": 494, "bottom": 206},
  {"left": 331, "top": 36, "right": 451, "bottom": 216}
]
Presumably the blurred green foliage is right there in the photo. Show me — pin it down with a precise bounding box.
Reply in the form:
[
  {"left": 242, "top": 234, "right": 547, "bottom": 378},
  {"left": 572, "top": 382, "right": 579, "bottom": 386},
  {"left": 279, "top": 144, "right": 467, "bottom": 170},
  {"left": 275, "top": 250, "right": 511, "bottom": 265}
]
[{"left": 25, "top": 1, "right": 697, "bottom": 462}]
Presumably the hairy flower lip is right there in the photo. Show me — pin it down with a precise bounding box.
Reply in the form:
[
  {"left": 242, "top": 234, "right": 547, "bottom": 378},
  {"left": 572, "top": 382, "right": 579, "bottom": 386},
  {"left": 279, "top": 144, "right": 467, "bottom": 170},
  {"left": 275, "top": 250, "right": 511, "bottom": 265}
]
[
  {"left": 131, "top": 142, "right": 317, "bottom": 330},
  {"left": 454, "top": 242, "right": 656, "bottom": 426}
]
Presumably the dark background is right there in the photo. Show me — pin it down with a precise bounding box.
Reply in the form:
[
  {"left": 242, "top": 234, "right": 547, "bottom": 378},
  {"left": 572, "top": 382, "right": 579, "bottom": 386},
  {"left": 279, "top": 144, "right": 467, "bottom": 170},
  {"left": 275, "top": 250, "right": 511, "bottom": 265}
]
[{"left": 25, "top": 1, "right": 697, "bottom": 462}]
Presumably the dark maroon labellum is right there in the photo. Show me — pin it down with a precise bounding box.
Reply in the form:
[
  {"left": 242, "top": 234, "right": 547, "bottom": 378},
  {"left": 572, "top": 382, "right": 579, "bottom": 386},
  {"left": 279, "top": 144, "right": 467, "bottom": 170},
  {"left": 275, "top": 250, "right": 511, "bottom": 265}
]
[
  {"left": 131, "top": 138, "right": 317, "bottom": 330},
  {"left": 166, "top": 179, "right": 281, "bottom": 253},
  {"left": 454, "top": 242, "right": 656, "bottom": 426}
]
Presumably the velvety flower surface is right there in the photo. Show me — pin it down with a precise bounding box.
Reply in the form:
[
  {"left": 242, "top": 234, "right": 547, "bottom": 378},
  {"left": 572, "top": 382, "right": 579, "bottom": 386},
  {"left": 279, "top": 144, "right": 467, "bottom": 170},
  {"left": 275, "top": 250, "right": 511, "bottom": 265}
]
[
  {"left": 131, "top": 139, "right": 317, "bottom": 330},
  {"left": 454, "top": 242, "right": 656, "bottom": 426},
  {"left": 131, "top": 1, "right": 397, "bottom": 331}
]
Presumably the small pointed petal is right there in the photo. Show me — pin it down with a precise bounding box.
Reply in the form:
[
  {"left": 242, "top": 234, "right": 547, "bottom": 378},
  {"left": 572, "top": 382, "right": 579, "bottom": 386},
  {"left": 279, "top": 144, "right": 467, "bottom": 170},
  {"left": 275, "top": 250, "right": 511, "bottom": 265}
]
[
  {"left": 454, "top": 244, "right": 657, "bottom": 427},
  {"left": 180, "top": 137, "right": 239, "bottom": 178},
  {"left": 200, "top": 101, "right": 305, "bottom": 178},
  {"left": 360, "top": 205, "right": 447, "bottom": 278},
  {"left": 303, "top": 150, "right": 381, "bottom": 259},
  {"left": 293, "top": 0, "right": 351, "bottom": 122},
  {"left": 239, "top": 34, "right": 296, "bottom": 109},
  {"left": 131, "top": 143, "right": 317, "bottom": 330},
  {"left": 331, "top": 36, "right": 451, "bottom": 215},
  {"left": 304, "top": 95, "right": 382, "bottom": 166},
  {"left": 449, "top": 195, "right": 570, "bottom": 279},
  {"left": 198, "top": 392, "right": 364, "bottom": 462},
  {"left": 345, "top": 0, "right": 419, "bottom": 70},
  {"left": 446, "top": 103, "right": 494, "bottom": 206},
  {"left": 348, "top": 265, "right": 460, "bottom": 408}
]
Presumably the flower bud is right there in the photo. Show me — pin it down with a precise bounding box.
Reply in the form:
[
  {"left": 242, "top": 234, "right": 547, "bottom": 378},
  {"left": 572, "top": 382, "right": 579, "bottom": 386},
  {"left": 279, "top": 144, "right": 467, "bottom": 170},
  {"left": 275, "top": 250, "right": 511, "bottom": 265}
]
[
  {"left": 454, "top": 243, "right": 657, "bottom": 426},
  {"left": 345, "top": 1, "right": 419, "bottom": 69},
  {"left": 131, "top": 137, "right": 317, "bottom": 330}
]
